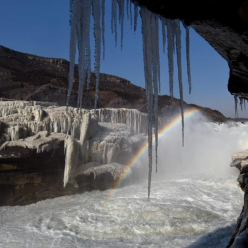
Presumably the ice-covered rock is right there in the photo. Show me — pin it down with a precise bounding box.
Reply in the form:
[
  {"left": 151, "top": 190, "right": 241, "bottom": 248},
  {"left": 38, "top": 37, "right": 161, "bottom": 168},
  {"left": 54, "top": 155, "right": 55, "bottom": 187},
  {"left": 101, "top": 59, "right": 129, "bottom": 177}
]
[
  {"left": 77, "top": 162, "right": 130, "bottom": 180},
  {"left": 231, "top": 150, "right": 248, "bottom": 170},
  {"left": 91, "top": 108, "right": 147, "bottom": 135},
  {"left": 0, "top": 101, "right": 147, "bottom": 205},
  {"left": 74, "top": 162, "right": 131, "bottom": 191},
  {"left": 228, "top": 150, "right": 248, "bottom": 247}
]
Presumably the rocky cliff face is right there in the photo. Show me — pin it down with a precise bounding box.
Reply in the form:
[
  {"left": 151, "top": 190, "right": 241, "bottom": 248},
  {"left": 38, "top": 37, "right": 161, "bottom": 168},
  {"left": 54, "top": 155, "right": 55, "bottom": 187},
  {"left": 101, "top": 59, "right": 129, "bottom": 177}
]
[
  {"left": 134, "top": 0, "right": 248, "bottom": 99},
  {"left": 0, "top": 45, "right": 228, "bottom": 123}
]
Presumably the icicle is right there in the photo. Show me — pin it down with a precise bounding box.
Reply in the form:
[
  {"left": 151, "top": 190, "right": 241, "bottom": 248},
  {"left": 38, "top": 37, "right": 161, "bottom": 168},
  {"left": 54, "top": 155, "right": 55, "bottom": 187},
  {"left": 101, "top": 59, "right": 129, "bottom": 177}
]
[
  {"left": 69, "top": 0, "right": 76, "bottom": 26},
  {"left": 240, "top": 97, "right": 243, "bottom": 111},
  {"left": 151, "top": 14, "right": 159, "bottom": 171},
  {"left": 161, "top": 18, "right": 166, "bottom": 54},
  {"left": 111, "top": 0, "right": 114, "bottom": 34},
  {"left": 244, "top": 98, "right": 246, "bottom": 111},
  {"left": 86, "top": 0, "right": 92, "bottom": 90},
  {"left": 130, "top": 0, "right": 133, "bottom": 29},
  {"left": 175, "top": 20, "right": 184, "bottom": 146},
  {"left": 140, "top": 7, "right": 156, "bottom": 199},
  {"left": 126, "top": 0, "right": 129, "bottom": 20},
  {"left": 141, "top": 8, "right": 150, "bottom": 198},
  {"left": 134, "top": 4, "right": 138, "bottom": 32},
  {"left": 66, "top": 1, "right": 193, "bottom": 199},
  {"left": 186, "top": 26, "right": 192, "bottom": 94},
  {"left": 102, "top": 0, "right": 105, "bottom": 60},
  {"left": 112, "top": 0, "right": 118, "bottom": 47},
  {"left": 155, "top": 16, "right": 161, "bottom": 94},
  {"left": 172, "top": 21, "right": 176, "bottom": 54},
  {"left": 77, "top": 1, "right": 86, "bottom": 109},
  {"left": 234, "top": 95, "right": 238, "bottom": 118},
  {"left": 117, "top": 0, "right": 124, "bottom": 50},
  {"left": 92, "top": 0, "right": 102, "bottom": 111},
  {"left": 67, "top": 0, "right": 79, "bottom": 107},
  {"left": 167, "top": 20, "right": 174, "bottom": 100}
]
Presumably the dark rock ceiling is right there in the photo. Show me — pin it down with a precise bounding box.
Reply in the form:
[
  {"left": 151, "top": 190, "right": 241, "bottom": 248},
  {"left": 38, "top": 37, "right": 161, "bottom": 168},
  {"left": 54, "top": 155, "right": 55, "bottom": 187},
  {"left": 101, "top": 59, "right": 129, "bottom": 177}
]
[{"left": 133, "top": 0, "right": 248, "bottom": 99}]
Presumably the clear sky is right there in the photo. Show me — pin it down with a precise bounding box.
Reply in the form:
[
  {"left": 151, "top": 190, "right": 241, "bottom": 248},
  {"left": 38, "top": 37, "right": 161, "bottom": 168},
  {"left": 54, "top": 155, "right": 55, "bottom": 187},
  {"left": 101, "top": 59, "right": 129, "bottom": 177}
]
[{"left": 0, "top": 0, "right": 244, "bottom": 118}]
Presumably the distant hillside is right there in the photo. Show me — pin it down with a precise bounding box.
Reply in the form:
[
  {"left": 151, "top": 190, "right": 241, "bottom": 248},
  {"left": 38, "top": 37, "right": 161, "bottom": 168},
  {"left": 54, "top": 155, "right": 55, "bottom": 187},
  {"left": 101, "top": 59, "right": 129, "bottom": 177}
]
[{"left": 0, "top": 45, "right": 229, "bottom": 122}]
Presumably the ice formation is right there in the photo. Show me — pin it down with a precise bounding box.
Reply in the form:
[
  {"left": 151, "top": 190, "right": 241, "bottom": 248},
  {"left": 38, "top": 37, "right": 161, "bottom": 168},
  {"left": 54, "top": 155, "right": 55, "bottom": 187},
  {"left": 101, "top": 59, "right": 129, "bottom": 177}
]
[
  {"left": 235, "top": 95, "right": 238, "bottom": 117},
  {"left": 101, "top": 0, "right": 105, "bottom": 60},
  {"left": 175, "top": 20, "right": 185, "bottom": 146},
  {"left": 64, "top": 136, "right": 80, "bottom": 187},
  {"left": 92, "top": 0, "right": 102, "bottom": 110},
  {"left": 112, "top": 0, "right": 118, "bottom": 47},
  {"left": 166, "top": 19, "right": 175, "bottom": 100},
  {"left": 161, "top": 18, "right": 166, "bottom": 54},
  {"left": 0, "top": 102, "right": 148, "bottom": 187},
  {"left": 93, "top": 108, "right": 147, "bottom": 134},
  {"left": 186, "top": 26, "right": 192, "bottom": 94},
  {"left": 239, "top": 97, "right": 243, "bottom": 111},
  {"left": 66, "top": 0, "right": 191, "bottom": 197}
]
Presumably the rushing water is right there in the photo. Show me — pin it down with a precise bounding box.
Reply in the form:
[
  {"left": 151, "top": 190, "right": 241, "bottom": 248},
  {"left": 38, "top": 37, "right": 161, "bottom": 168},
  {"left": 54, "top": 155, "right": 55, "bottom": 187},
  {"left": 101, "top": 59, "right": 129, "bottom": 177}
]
[
  {"left": 0, "top": 119, "right": 247, "bottom": 248},
  {"left": 0, "top": 176, "right": 243, "bottom": 248}
]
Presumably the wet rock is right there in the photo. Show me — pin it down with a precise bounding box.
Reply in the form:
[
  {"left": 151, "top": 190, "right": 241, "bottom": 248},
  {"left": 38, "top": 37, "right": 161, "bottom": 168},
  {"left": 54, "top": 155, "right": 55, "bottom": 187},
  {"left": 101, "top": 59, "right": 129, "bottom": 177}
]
[{"left": 228, "top": 150, "right": 248, "bottom": 247}]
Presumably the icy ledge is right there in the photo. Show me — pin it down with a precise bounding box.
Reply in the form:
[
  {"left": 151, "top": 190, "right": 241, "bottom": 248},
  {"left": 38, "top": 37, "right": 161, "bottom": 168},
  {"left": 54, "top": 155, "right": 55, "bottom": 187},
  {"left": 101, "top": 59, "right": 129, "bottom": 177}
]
[{"left": 0, "top": 101, "right": 148, "bottom": 205}]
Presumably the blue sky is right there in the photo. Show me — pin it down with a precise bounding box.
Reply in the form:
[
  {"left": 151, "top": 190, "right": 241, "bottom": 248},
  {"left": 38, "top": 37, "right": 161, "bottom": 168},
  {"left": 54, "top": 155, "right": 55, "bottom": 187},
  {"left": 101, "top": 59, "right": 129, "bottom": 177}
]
[{"left": 0, "top": 0, "right": 243, "bottom": 118}]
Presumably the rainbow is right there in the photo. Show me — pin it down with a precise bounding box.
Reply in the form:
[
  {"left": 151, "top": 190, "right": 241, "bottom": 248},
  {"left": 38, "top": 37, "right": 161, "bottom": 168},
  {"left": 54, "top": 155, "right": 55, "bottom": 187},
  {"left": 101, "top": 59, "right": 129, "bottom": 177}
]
[{"left": 107, "top": 107, "right": 200, "bottom": 200}]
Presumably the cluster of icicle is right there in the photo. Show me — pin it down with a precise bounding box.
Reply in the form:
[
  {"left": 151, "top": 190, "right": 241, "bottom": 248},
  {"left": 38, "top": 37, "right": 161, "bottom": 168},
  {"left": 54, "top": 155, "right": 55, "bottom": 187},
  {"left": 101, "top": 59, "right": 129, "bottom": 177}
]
[
  {"left": 92, "top": 108, "right": 147, "bottom": 134},
  {"left": 68, "top": 0, "right": 191, "bottom": 198},
  {"left": 234, "top": 96, "right": 248, "bottom": 118}
]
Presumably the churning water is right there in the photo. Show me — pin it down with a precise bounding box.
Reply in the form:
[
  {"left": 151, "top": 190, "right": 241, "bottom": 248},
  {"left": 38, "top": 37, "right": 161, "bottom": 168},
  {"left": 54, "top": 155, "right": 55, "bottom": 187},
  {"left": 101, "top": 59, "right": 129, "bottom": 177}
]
[
  {"left": 0, "top": 177, "right": 243, "bottom": 248},
  {"left": 0, "top": 119, "right": 247, "bottom": 248}
]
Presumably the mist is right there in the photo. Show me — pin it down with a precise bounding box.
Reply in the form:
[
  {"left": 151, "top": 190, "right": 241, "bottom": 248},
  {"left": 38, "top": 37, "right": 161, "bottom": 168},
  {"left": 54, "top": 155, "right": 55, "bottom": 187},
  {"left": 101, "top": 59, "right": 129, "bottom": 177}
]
[{"left": 137, "top": 113, "right": 248, "bottom": 181}]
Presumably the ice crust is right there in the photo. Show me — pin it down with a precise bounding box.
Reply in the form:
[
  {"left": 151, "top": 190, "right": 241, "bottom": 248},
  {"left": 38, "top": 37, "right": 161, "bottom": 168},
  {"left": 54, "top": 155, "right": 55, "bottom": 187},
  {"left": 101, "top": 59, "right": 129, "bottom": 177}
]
[{"left": 0, "top": 101, "right": 147, "bottom": 187}]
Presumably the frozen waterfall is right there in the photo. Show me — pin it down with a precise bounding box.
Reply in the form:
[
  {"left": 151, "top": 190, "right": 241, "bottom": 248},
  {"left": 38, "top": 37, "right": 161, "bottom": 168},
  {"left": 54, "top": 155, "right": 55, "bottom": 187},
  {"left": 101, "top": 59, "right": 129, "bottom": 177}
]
[{"left": 67, "top": 0, "right": 192, "bottom": 197}]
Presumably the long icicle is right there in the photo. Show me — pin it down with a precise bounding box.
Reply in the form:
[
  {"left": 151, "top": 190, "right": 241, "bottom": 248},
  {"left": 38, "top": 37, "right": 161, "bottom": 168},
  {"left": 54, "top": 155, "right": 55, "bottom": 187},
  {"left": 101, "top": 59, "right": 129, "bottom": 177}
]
[
  {"left": 102, "top": 0, "right": 105, "bottom": 60},
  {"left": 67, "top": 0, "right": 79, "bottom": 107},
  {"left": 141, "top": 7, "right": 154, "bottom": 200},
  {"left": 155, "top": 16, "right": 161, "bottom": 94},
  {"left": 240, "top": 97, "right": 243, "bottom": 111},
  {"left": 175, "top": 20, "right": 184, "bottom": 146},
  {"left": 130, "top": 0, "right": 133, "bottom": 29},
  {"left": 134, "top": 4, "right": 138, "bottom": 32},
  {"left": 161, "top": 18, "right": 166, "bottom": 54},
  {"left": 234, "top": 95, "right": 238, "bottom": 117},
  {"left": 167, "top": 20, "right": 174, "bottom": 100},
  {"left": 77, "top": 1, "right": 86, "bottom": 109},
  {"left": 151, "top": 14, "right": 159, "bottom": 172},
  {"left": 92, "top": 0, "right": 102, "bottom": 111},
  {"left": 117, "top": 0, "right": 124, "bottom": 50},
  {"left": 112, "top": 0, "right": 118, "bottom": 47},
  {"left": 86, "top": 0, "right": 91, "bottom": 90},
  {"left": 186, "top": 26, "right": 192, "bottom": 94},
  {"left": 126, "top": 0, "right": 129, "bottom": 19}
]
